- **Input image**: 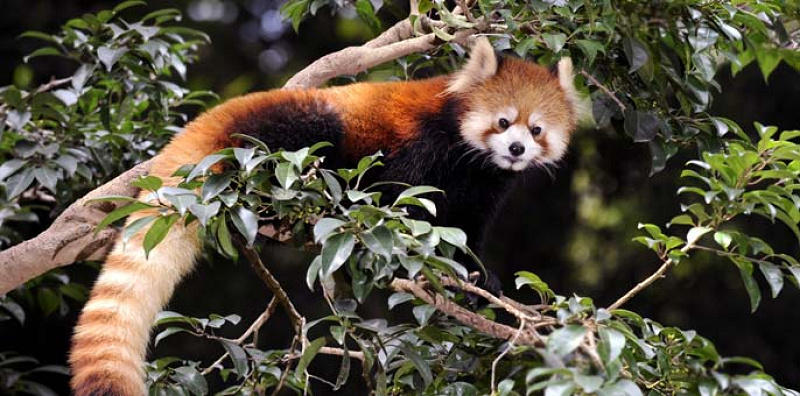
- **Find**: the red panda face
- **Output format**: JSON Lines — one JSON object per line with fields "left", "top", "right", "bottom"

{"left": 447, "top": 37, "right": 578, "bottom": 172}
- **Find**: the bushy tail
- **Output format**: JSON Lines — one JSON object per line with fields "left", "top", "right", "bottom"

{"left": 67, "top": 90, "right": 269, "bottom": 395}
{"left": 69, "top": 217, "right": 200, "bottom": 395}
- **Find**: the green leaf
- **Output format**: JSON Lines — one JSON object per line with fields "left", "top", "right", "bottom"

{"left": 597, "top": 379, "right": 643, "bottom": 396}
{"left": 547, "top": 325, "right": 587, "bottom": 356}
{"left": 97, "top": 46, "right": 128, "bottom": 71}
{"left": 143, "top": 214, "right": 180, "bottom": 258}
{"left": 306, "top": 256, "right": 322, "bottom": 290}
{"left": 758, "top": 262, "right": 784, "bottom": 298}
{"left": 0, "top": 159, "right": 25, "bottom": 181}
{"left": 18, "top": 31, "right": 60, "bottom": 44}
{"left": 171, "top": 366, "right": 208, "bottom": 396}
{"left": 714, "top": 231, "right": 732, "bottom": 249}
{"left": 34, "top": 167, "right": 59, "bottom": 193}
{"left": 187, "top": 155, "right": 228, "bottom": 181}
{"left": 412, "top": 304, "right": 435, "bottom": 326}
{"left": 295, "top": 337, "right": 326, "bottom": 381}
{"left": 575, "top": 40, "right": 604, "bottom": 65}
{"left": 622, "top": 37, "right": 648, "bottom": 73}
{"left": 275, "top": 162, "right": 298, "bottom": 189}
{"left": 542, "top": 33, "right": 567, "bottom": 52}
{"left": 220, "top": 339, "right": 250, "bottom": 377}
{"left": 36, "top": 288, "right": 60, "bottom": 316}
{"left": 154, "top": 327, "right": 189, "bottom": 346}
{"left": 545, "top": 382, "right": 575, "bottom": 396}
{"left": 398, "top": 343, "right": 433, "bottom": 385}
{"left": 123, "top": 215, "right": 156, "bottom": 243}
{"left": 687, "top": 226, "right": 712, "bottom": 245}
{"left": 23, "top": 47, "right": 62, "bottom": 62}
{"left": 361, "top": 226, "right": 393, "bottom": 261}
{"left": 6, "top": 110, "right": 31, "bottom": 132}
{"left": 623, "top": 110, "right": 659, "bottom": 142}
{"left": 217, "top": 217, "right": 238, "bottom": 258}
{"left": 188, "top": 202, "right": 221, "bottom": 227}
{"left": 314, "top": 218, "right": 346, "bottom": 243}
{"left": 320, "top": 232, "right": 356, "bottom": 277}
{"left": 574, "top": 375, "right": 604, "bottom": 393}
{"left": 202, "top": 173, "right": 232, "bottom": 201}
{"left": 132, "top": 175, "right": 163, "bottom": 191}
{"left": 96, "top": 202, "right": 155, "bottom": 232}
{"left": 598, "top": 327, "right": 625, "bottom": 364}
{"left": 387, "top": 292, "right": 414, "bottom": 309}
{"left": 230, "top": 206, "right": 259, "bottom": 247}
{"left": 113, "top": 0, "right": 146, "bottom": 13}
{"left": 755, "top": 48, "right": 781, "bottom": 81}
{"left": 355, "top": 0, "right": 382, "bottom": 34}
{"left": 733, "top": 258, "right": 761, "bottom": 312}
{"left": 436, "top": 227, "right": 467, "bottom": 250}
{"left": 394, "top": 186, "right": 443, "bottom": 203}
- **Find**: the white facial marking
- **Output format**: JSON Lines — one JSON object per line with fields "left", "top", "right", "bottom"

{"left": 460, "top": 107, "right": 569, "bottom": 171}
{"left": 498, "top": 106, "right": 518, "bottom": 124}
{"left": 544, "top": 128, "right": 568, "bottom": 162}
{"left": 485, "top": 124, "right": 541, "bottom": 171}
{"left": 460, "top": 111, "right": 492, "bottom": 149}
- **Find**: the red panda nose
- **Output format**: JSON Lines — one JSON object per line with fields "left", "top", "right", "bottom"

{"left": 509, "top": 142, "right": 525, "bottom": 157}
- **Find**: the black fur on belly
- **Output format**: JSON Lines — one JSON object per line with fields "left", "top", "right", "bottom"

{"left": 374, "top": 97, "right": 516, "bottom": 254}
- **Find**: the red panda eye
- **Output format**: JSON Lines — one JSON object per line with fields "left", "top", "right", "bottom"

{"left": 498, "top": 118, "right": 510, "bottom": 129}
{"left": 531, "top": 126, "right": 542, "bottom": 136}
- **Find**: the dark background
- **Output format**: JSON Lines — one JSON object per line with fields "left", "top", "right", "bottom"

{"left": 1, "top": 0, "right": 799, "bottom": 394}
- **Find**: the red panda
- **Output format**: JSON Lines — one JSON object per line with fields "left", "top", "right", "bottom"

{"left": 68, "top": 37, "right": 578, "bottom": 395}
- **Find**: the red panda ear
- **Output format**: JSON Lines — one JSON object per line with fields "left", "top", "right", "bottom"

{"left": 556, "top": 57, "right": 579, "bottom": 115}
{"left": 446, "top": 36, "right": 498, "bottom": 94}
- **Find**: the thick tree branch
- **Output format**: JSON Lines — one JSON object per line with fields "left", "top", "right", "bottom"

{"left": 284, "top": 23, "right": 475, "bottom": 89}
{"left": 389, "top": 278, "right": 543, "bottom": 346}
{"left": 0, "top": 159, "right": 152, "bottom": 295}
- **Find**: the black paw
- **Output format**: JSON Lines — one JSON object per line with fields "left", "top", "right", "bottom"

{"left": 480, "top": 270, "right": 503, "bottom": 297}
{"left": 464, "top": 270, "right": 503, "bottom": 307}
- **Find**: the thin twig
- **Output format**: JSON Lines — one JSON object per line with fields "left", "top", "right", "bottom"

{"left": 607, "top": 240, "right": 697, "bottom": 310}
{"left": 491, "top": 319, "right": 525, "bottom": 394}
{"left": 233, "top": 236, "right": 304, "bottom": 331}
{"left": 271, "top": 335, "right": 300, "bottom": 396}
{"left": 201, "top": 297, "right": 279, "bottom": 375}
{"left": 580, "top": 70, "right": 627, "bottom": 112}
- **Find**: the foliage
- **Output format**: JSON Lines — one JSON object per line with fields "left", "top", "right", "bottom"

{"left": 0, "top": 4, "right": 213, "bottom": 393}
{"left": 0, "top": 351, "right": 70, "bottom": 396}
{"left": 111, "top": 126, "right": 800, "bottom": 395}
{"left": 0, "top": 1, "right": 214, "bottom": 248}
{"left": 637, "top": 123, "right": 800, "bottom": 312}
{"left": 1, "top": 0, "right": 800, "bottom": 395}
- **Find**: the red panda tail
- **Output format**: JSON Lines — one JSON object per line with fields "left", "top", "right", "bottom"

{"left": 69, "top": 212, "right": 201, "bottom": 396}
{"left": 68, "top": 110, "right": 232, "bottom": 395}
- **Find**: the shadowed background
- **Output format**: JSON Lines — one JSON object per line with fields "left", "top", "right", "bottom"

{"left": 1, "top": 0, "right": 799, "bottom": 394}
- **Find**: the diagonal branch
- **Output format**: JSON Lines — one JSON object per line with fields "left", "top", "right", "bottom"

{"left": 0, "top": 159, "right": 152, "bottom": 295}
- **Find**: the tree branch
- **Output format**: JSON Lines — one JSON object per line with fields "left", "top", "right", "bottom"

{"left": 606, "top": 240, "right": 696, "bottom": 310}
{"left": 389, "top": 278, "right": 543, "bottom": 346}
{"left": 234, "top": 237, "right": 303, "bottom": 331}
{"left": 0, "top": 159, "right": 152, "bottom": 295}
{"left": 283, "top": 20, "right": 475, "bottom": 89}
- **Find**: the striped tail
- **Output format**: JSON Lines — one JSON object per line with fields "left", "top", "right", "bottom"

{"left": 69, "top": 213, "right": 201, "bottom": 395}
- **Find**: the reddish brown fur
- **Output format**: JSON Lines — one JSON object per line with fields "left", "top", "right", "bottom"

{"left": 470, "top": 57, "right": 575, "bottom": 147}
